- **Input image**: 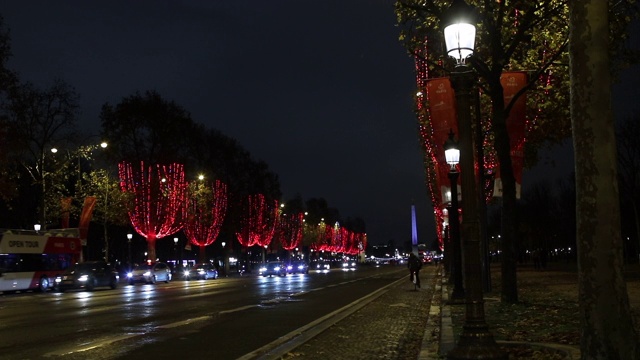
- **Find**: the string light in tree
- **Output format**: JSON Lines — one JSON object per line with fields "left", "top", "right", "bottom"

{"left": 278, "top": 212, "right": 304, "bottom": 251}
{"left": 235, "top": 193, "right": 279, "bottom": 248}
{"left": 184, "top": 179, "right": 228, "bottom": 264}
{"left": 118, "top": 161, "right": 187, "bottom": 262}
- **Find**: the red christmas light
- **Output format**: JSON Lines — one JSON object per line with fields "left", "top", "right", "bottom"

{"left": 235, "top": 193, "right": 279, "bottom": 248}
{"left": 119, "top": 161, "right": 187, "bottom": 262}
{"left": 184, "top": 180, "right": 228, "bottom": 263}
{"left": 277, "top": 212, "right": 304, "bottom": 251}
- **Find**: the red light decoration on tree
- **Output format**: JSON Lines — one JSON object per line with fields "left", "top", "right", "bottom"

{"left": 184, "top": 180, "right": 228, "bottom": 264}
{"left": 278, "top": 212, "right": 304, "bottom": 251}
{"left": 119, "top": 161, "right": 187, "bottom": 262}
{"left": 235, "top": 193, "right": 279, "bottom": 248}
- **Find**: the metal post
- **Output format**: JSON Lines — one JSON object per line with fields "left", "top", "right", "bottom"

{"left": 447, "top": 66, "right": 505, "bottom": 360}
{"left": 448, "top": 169, "right": 465, "bottom": 301}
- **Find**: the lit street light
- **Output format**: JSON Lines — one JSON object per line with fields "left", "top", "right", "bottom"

{"left": 444, "top": 130, "right": 465, "bottom": 301}
{"left": 127, "top": 233, "right": 133, "bottom": 271}
{"left": 174, "top": 237, "right": 179, "bottom": 266}
{"left": 441, "top": 0, "right": 505, "bottom": 359}
{"left": 221, "top": 241, "right": 228, "bottom": 276}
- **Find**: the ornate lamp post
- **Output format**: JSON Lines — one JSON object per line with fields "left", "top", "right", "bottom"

{"left": 444, "top": 130, "right": 465, "bottom": 301}
{"left": 442, "top": 1, "right": 505, "bottom": 359}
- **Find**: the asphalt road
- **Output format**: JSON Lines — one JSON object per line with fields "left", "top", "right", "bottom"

{"left": 0, "top": 265, "right": 407, "bottom": 360}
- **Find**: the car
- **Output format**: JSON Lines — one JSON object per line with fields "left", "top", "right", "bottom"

{"left": 127, "top": 262, "right": 172, "bottom": 285}
{"left": 183, "top": 263, "right": 219, "bottom": 280}
{"left": 54, "top": 261, "right": 119, "bottom": 292}
{"left": 313, "top": 261, "right": 331, "bottom": 271}
{"left": 341, "top": 260, "right": 357, "bottom": 270}
{"left": 258, "top": 262, "right": 287, "bottom": 277}
{"left": 287, "top": 260, "right": 309, "bottom": 274}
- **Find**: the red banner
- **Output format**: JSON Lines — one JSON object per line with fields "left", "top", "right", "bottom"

{"left": 78, "top": 196, "right": 97, "bottom": 240}
{"left": 426, "top": 77, "right": 459, "bottom": 204}
{"left": 494, "top": 71, "right": 527, "bottom": 199}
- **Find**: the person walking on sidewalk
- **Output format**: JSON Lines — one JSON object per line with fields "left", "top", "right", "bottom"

{"left": 408, "top": 253, "right": 422, "bottom": 289}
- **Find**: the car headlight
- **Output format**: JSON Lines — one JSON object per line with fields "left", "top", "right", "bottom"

{"left": 298, "top": 265, "right": 304, "bottom": 270}
{"left": 287, "top": 265, "right": 293, "bottom": 270}
{"left": 198, "top": 270, "right": 205, "bottom": 275}
{"left": 78, "top": 275, "right": 89, "bottom": 282}
{"left": 351, "top": 262, "right": 356, "bottom": 267}
{"left": 342, "top": 263, "right": 348, "bottom": 267}
{"left": 143, "top": 271, "right": 151, "bottom": 276}
{"left": 54, "top": 277, "right": 62, "bottom": 283}
{"left": 274, "top": 266, "right": 280, "bottom": 271}
{"left": 183, "top": 270, "right": 190, "bottom": 276}
{"left": 127, "top": 272, "right": 133, "bottom": 278}
{"left": 259, "top": 267, "right": 267, "bottom": 272}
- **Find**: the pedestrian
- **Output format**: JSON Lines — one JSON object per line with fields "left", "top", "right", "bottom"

{"left": 408, "top": 253, "right": 422, "bottom": 289}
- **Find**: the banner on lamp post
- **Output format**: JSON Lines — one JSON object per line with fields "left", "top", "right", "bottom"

{"left": 425, "top": 77, "right": 459, "bottom": 205}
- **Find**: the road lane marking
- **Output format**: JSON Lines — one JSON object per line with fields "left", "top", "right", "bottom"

{"left": 157, "top": 315, "right": 212, "bottom": 329}
{"left": 219, "top": 304, "right": 257, "bottom": 314}
{"left": 43, "top": 334, "right": 140, "bottom": 357}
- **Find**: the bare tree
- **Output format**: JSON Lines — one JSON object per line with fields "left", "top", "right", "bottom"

{"left": 4, "top": 79, "right": 79, "bottom": 227}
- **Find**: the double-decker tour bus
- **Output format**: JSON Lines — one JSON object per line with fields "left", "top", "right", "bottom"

{"left": 0, "top": 228, "right": 81, "bottom": 293}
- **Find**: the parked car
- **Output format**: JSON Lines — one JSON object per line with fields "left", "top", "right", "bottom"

{"left": 288, "top": 260, "right": 309, "bottom": 274}
{"left": 258, "top": 262, "right": 287, "bottom": 277}
{"left": 183, "top": 263, "right": 219, "bottom": 280}
{"left": 54, "top": 261, "right": 119, "bottom": 292}
{"left": 127, "top": 262, "right": 172, "bottom": 285}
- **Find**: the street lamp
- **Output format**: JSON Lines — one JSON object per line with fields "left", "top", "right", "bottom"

{"left": 127, "top": 233, "right": 133, "bottom": 271}
{"left": 173, "top": 237, "right": 179, "bottom": 265}
{"left": 444, "top": 130, "right": 465, "bottom": 301}
{"left": 221, "top": 241, "right": 228, "bottom": 276}
{"left": 442, "top": 1, "right": 505, "bottom": 359}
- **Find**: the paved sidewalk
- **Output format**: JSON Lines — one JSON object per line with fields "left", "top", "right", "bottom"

{"left": 275, "top": 265, "right": 442, "bottom": 360}
{"left": 274, "top": 263, "right": 639, "bottom": 360}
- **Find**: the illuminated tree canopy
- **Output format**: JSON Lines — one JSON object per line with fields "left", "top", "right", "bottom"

{"left": 184, "top": 179, "right": 228, "bottom": 263}
{"left": 118, "top": 161, "right": 187, "bottom": 262}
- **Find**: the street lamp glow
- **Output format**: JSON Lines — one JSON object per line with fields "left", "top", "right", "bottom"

{"left": 198, "top": 174, "right": 204, "bottom": 180}
{"left": 442, "top": 0, "right": 477, "bottom": 65}
{"left": 34, "top": 224, "right": 41, "bottom": 232}
{"left": 127, "top": 233, "right": 133, "bottom": 240}
{"left": 174, "top": 237, "right": 178, "bottom": 245}
{"left": 50, "top": 148, "right": 58, "bottom": 154}
{"left": 444, "top": 129, "right": 460, "bottom": 169}
{"left": 100, "top": 142, "right": 108, "bottom": 149}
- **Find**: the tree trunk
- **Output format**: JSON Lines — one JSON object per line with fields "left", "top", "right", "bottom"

{"left": 569, "top": 1, "right": 639, "bottom": 359}
{"left": 491, "top": 84, "right": 519, "bottom": 304}
{"left": 199, "top": 245, "right": 206, "bottom": 264}
{"left": 146, "top": 235, "right": 157, "bottom": 262}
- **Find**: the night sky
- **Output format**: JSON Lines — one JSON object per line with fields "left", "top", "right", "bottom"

{"left": 1, "top": 2, "right": 637, "bottom": 246}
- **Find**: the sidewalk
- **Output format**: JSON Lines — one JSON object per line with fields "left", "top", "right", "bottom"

{"left": 277, "top": 265, "right": 441, "bottom": 359}
{"left": 275, "top": 262, "right": 640, "bottom": 360}
{"left": 437, "top": 263, "right": 640, "bottom": 360}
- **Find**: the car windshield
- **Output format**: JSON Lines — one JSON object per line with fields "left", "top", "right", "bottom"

{"left": 134, "top": 264, "right": 152, "bottom": 270}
